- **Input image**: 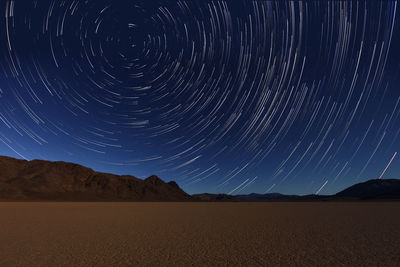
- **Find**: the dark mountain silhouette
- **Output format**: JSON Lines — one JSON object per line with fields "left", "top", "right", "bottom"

{"left": 194, "top": 180, "right": 400, "bottom": 201}
{"left": 0, "top": 155, "right": 399, "bottom": 201}
{"left": 236, "top": 193, "right": 300, "bottom": 201}
{"left": 193, "top": 193, "right": 326, "bottom": 202}
{"left": 0, "top": 156, "right": 191, "bottom": 201}
{"left": 335, "top": 179, "right": 400, "bottom": 199}
{"left": 192, "top": 193, "right": 240, "bottom": 201}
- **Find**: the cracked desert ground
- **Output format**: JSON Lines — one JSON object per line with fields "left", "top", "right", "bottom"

{"left": 0, "top": 202, "right": 399, "bottom": 266}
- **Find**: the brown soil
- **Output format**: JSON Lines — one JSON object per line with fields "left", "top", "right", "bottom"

{"left": 0, "top": 202, "right": 399, "bottom": 266}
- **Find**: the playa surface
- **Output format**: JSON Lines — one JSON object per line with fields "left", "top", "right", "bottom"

{"left": 0, "top": 202, "right": 399, "bottom": 266}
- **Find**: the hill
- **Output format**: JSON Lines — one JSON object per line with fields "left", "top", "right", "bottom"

{"left": 335, "top": 179, "right": 400, "bottom": 199}
{"left": 193, "top": 180, "right": 400, "bottom": 201}
{"left": 192, "top": 193, "right": 240, "bottom": 201}
{"left": 1, "top": 155, "right": 399, "bottom": 201}
{"left": 0, "top": 156, "right": 191, "bottom": 201}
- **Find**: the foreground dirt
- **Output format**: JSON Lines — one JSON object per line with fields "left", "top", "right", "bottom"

{"left": 0, "top": 202, "right": 399, "bottom": 267}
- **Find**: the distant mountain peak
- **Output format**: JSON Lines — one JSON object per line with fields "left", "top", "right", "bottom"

{"left": 0, "top": 156, "right": 191, "bottom": 201}
{"left": 194, "top": 178, "right": 400, "bottom": 201}
{"left": 335, "top": 179, "right": 400, "bottom": 199}
{"left": 145, "top": 175, "right": 162, "bottom": 183}
{"left": 1, "top": 155, "right": 399, "bottom": 201}
{"left": 167, "top": 181, "right": 180, "bottom": 189}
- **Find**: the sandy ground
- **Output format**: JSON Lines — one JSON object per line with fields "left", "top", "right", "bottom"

{"left": 0, "top": 202, "right": 399, "bottom": 267}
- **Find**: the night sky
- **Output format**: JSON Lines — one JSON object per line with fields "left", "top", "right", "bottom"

{"left": 1, "top": 1, "right": 399, "bottom": 195}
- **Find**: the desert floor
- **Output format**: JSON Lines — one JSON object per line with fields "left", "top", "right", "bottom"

{"left": 0, "top": 202, "right": 399, "bottom": 267}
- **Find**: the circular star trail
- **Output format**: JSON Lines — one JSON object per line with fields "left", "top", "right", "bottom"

{"left": 1, "top": 0, "right": 400, "bottom": 194}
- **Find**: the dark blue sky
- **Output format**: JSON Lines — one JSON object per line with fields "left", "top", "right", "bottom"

{"left": 0, "top": 0, "right": 399, "bottom": 195}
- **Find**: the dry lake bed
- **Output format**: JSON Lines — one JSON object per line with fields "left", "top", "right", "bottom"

{"left": 0, "top": 202, "right": 399, "bottom": 266}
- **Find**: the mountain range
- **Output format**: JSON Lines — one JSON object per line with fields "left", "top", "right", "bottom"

{"left": 0, "top": 156, "right": 191, "bottom": 201}
{"left": 0, "top": 156, "right": 399, "bottom": 201}
{"left": 194, "top": 179, "right": 400, "bottom": 201}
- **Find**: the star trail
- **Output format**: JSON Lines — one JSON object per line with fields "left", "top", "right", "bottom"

{"left": 0, "top": 1, "right": 399, "bottom": 195}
